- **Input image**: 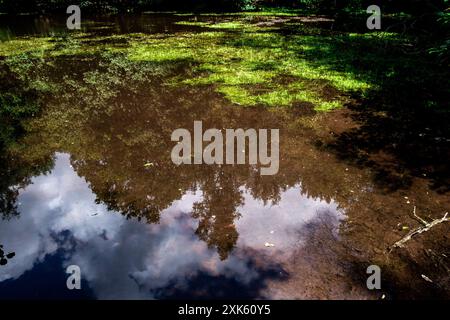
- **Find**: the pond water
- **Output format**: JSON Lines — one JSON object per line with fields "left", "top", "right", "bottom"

{"left": 0, "top": 152, "right": 345, "bottom": 299}
{"left": 0, "top": 13, "right": 448, "bottom": 299}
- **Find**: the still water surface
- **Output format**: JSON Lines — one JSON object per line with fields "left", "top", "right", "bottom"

{"left": 0, "top": 13, "right": 411, "bottom": 299}
{"left": 0, "top": 153, "right": 345, "bottom": 299}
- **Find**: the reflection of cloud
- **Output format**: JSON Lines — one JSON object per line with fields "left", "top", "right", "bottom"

{"left": 0, "top": 153, "right": 122, "bottom": 282}
{"left": 0, "top": 153, "right": 345, "bottom": 299}
{"left": 237, "top": 186, "right": 345, "bottom": 253}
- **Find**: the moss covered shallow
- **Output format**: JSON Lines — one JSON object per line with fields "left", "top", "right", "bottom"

{"left": 0, "top": 14, "right": 408, "bottom": 111}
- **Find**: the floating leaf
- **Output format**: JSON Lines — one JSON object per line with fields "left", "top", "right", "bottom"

{"left": 421, "top": 274, "right": 433, "bottom": 283}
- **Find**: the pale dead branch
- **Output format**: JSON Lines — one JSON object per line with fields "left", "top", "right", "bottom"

{"left": 390, "top": 207, "right": 449, "bottom": 251}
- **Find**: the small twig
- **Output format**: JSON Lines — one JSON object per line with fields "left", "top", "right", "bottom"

{"left": 390, "top": 210, "right": 449, "bottom": 251}
{"left": 413, "top": 206, "right": 429, "bottom": 226}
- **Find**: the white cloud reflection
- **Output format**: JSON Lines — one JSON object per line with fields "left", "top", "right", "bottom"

{"left": 0, "top": 153, "right": 345, "bottom": 299}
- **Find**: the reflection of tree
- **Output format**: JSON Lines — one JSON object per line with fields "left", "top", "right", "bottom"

{"left": 0, "top": 59, "right": 55, "bottom": 220}
{"left": 193, "top": 168, "right": 243, "bottom": 260}
{"left": 0, "top": 154, "right": 54, "bottom": 220}
{"left": 6, "top": 51, "right": 362, "bottom": 260}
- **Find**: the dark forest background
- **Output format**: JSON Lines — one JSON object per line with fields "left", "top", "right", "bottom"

{"left": 0, "top": 1, "right": 447, "bottom": 14}
{"left": 1, "top": 1, "right": 448, "bottom": 54}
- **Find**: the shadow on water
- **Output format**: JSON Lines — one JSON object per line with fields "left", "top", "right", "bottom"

{"left": 300, "top": 33, "right": 450, "bottom": 193}
{"left": 329, "top": 89, "right": 449, "bottom": 193}
{"left": 291, "top": 29, "right": 449, "bottom": 193}
{"left": 217, "top": 22, "right": 450, "bottom": 193}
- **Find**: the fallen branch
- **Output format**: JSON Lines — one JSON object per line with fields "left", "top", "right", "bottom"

{"left": 390, "top": 207, "right": 449, "bottom": 250}
{"left": 412, "top": 206, "right": 428, "bottom": 226}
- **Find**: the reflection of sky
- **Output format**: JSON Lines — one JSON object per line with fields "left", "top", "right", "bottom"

{"left": 0, "top": 153, "right": 345, "bottom": 299}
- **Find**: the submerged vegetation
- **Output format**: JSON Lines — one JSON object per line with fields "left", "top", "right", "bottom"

{"left": 1, "top": 0, "right": 448, "bottom": 115}
{"left": 0, "top": 15, "right": 437, "bottom": 112}
{"left": 1, "top": 21, "right": 366, "bottom": 110}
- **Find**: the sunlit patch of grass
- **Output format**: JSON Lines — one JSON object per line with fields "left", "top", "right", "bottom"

{"left": 1, "top": 14, "right": 405, "bottom": 112}
{"left": 187, "top": 71, "right": 272, "bottom": 85}
{"left": 173, "top": 8, "right": 305, "bottom": 17}
{"left": 0, "top": 37, "right": 55, "bottom": 56}
{"left": 217, "top": 85, "right": 344, "bottom": 110}
{"left": 175, "top": 21, "right": 211, "bottom": 27}
{"left": 175, "top": 20, "right": 260, "bottom": 31}
{"left": 129, "top": 43, "right": 194, "bottom": 62}
{"left": 217, "top": 86, "right": 256, "bottom": 105}
{"left": 124, "top": 28, "right": 374, "bottom": 110}
{"left": 175, "top": 20, "right": 246, "bottom": 28}
{"left": 207, "top": 21, "right": 249, "bottom": 29}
